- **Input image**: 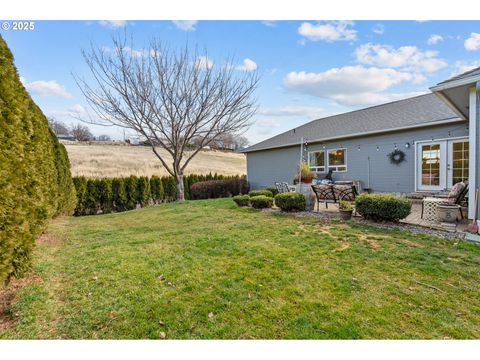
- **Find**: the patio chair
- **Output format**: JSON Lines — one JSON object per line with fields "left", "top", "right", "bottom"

{"left": 421, "top": 180, "right": 469, "bottom": 220}
{"left": 311, "top": 184, "right": 336, "bottom": 209}
{"left": 275, "top": 182, "right": 296, "bottom": 194}
{"left": 333, "top": 184, "right": 359, "bottom": 202}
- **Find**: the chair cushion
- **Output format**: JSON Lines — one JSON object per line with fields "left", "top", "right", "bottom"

{"left": 447, "top": 182, "right": 466, "bottom": 203}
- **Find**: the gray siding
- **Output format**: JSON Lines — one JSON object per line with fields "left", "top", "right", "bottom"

{"left": 247, "top": 123, "right": 468, "bottom": 192}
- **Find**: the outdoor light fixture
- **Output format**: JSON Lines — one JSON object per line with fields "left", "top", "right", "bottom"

{"left": 376, "top": 146, "right": 379, "bottom": 151}
{"left": 405, "top": 142, "right": 411, "bottom": 149}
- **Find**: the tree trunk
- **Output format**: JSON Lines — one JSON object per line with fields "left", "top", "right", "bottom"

{"left": 175, "top": 173, "right": 185, "bottom": 202}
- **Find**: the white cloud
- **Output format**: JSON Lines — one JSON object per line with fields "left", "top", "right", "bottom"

{"left": 372, "top": 24, "right": 385, "bottom": 35}
{"left": 298, "top": 21, "right": 357, "bottom": 42}
{"left": 451, "top": 60, "right": 480, "bottom": 76}
{"left": 283, "top": 65, "right": 422, "bottom": 106}
{"left": 355, "top": 43, "right": 447, "bottom": 73}
{"left": 172, "top": 20, "right": 198, "bottom": 31}
{"left": 236, "top": 58, "right": 257, "bottom": 72}
{"left": 69, "top": 104, "right": 87, "bottom": 115}
{"left": 427, "top": 34, "right": 443, "bottom": 45}
{"left": 255, "top": 118, "right": 281, "bottom": 135}
{"left": 194, "top": 56, "right": 213, "bottom": 70}
{"left": 465, "top": 32, "right": 480, "bottom": 51}
{"left": 98, "top": 20, "right": 127, "bottom": 28}
{"left": 258, "top": 106, "right": 328, "bottom": 119}
{"left": 25, "top": 80, "right": 72, "bottom": 99}
{"left": 261, "top": 21, "right": 276, "bottom": 27}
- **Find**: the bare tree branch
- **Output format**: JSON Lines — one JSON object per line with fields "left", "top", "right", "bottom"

{"left": 74, "top": 34, "right": 258, "bottom": 200}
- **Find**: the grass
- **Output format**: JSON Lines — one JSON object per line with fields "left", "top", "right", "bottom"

{"left": 65, "top": 143, "right": 245, "bottom": 178}
{"left": 2, "top": 198, "right": 480, "bottom": 339}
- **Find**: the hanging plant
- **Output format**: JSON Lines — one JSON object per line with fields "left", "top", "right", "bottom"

{"left": 387, "top": 149, "right": 406, "bottom": 165}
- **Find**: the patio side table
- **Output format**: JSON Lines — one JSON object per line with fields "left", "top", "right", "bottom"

{"left": 422, "top": 197, "right": 446, "bottom": 222}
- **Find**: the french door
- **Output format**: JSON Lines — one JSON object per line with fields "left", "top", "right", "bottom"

{"left": 416, "top": 138, "right": 469, "bottom": 191}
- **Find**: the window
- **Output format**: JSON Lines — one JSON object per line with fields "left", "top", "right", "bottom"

{"left": 328, "top": 148, "right": 347, "bottom": 172}
{"left": 452, "top": 141, "right": 469, "bottom": 185}
{"left": 308, "top": 151, "right": 325, "bottom": 172}
{"left": 421, "top": 144, "right": 441, "bottom": 186}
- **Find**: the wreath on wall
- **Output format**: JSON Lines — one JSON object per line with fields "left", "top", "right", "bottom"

{"left": 387, "top": 149, "right": 406, "bottom": 165}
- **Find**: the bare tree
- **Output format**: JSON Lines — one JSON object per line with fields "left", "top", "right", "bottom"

{"left": 48, "top": 117, "right": 70, "bottom": 136}
{"left": 71, "top": 123, "right": 94, "bottom": 141}
{"left": 235, "top": 135, "right": 249, "bottom": 150}
{"left": 74, "top": 36, "right": 259, "bottom": 201}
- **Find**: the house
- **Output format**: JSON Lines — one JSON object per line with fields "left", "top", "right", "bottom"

{"left": 243, "top": 67, "right": 480, "bottom": 220}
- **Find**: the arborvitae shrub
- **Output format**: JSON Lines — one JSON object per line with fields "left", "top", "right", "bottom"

{"left": 136, "top": 176, "right": 151, "bottom": 207}
{"left": 150, "top": 176, "right": 164, "bottom": 204}
{"left": 73, "top": 176, "right": 87, "bottom": 216}
{"left": 84, "top": 179, "right": 100, "bottom": 215}
{"left": 112, "top": 178, "right": 127, "bottom": 212}
{"left": 0, "top": 36, "right": 75, "bottom": 283}
{"left": 98, "top": 178, "right": 113, "bottom": 214}
{"left": 125, "top": 176, "right": 138, "bottom": 210}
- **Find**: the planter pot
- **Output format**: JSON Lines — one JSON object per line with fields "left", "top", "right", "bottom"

{"left": 436, "top": 204, "right": 460, "bottom": 223}
{"left": 296, "top": 182, "right": 315, "bottom": 211}
{"left": 339, "top": 209, "right": 353, "bottom": 220}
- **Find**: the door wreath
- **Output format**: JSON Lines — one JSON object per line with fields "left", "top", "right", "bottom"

{"left": 387, "top": 149, "right": 406, "bottom": 165}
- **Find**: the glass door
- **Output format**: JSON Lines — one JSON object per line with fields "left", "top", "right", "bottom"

{"left": 416, "top": 141, "right": 447, "bottom": 191}
{"left": 447, "top": 139, "right": 469, "bottom": 188}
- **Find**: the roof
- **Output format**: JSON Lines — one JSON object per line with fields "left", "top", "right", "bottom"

{"left": 244, "top": 93, "right": 462, "bottom": 153}
{"left": 435, "top": 66, "right": 480, "bottom": 87}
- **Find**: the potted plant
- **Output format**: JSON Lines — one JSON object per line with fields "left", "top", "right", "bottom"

{"left": 436, "top": 202, "right": 460, "bottom": 223}
{"left": 294, "top": 161, "right": 315, "bottom": 184}
{"left": 339, "top": 200, "right": 354, "bottom": 220}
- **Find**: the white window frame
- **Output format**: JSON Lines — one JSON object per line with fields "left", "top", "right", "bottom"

{"left": 308, "top": 150, "right": 326, "bottom": 172}
{"left": 327, "top": 148, "right": 347, "bottom": 172}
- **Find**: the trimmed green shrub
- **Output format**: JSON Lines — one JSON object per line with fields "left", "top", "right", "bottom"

{"left": 265, "top": 186, "right": 279, "bottom": 197}
{"left": 150, "top": 175, "right": 164, "bottom": 204}
{"left": 73, "top": 176, "right": 87, "bottom": 216}
{"left": 233, "top": 195, "right": 250, "bottom": 207}
{"left": 84, "top": 179, "right": 100, "bottom": 215}
{"left": 355, "top": 193, "right": 412, "bottom": 222}
{"left": 98, "top": 178, "right": 113, "bottom": 214}
{"left": 112, "top": 178, "right": 127, "bottom": 212}
{"left": 249, "top": 189, "right": 273, "bottom": 198}
{"left": 0, "top": 36, "right": 76, "bottom": 282}
{"left": 250, "top": 195, "right": 273, "bottom": 209}
{"left": 190, "top": 178, "right": 249, "bottom": 200}
{"left": 162, "top": 176, "right": 176, "bottom": 202}
{"left": 136, "top": 176, "right": 151, "bottom": 207}
{"left": 274, "top": 192, "right": 306, "bottom": 212}
{"left": 125, "top": 176, "right": 138, "bottom": 210}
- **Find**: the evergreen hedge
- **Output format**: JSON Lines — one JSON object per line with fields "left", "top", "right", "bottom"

{"left": 355, "top": 193, "right": 412, "bottom": 222}
{"left": 72, "top": 173, "right": 245, "bottom": 216}
{"left": 0, "top": 35, "right": 76, "bottom": 284}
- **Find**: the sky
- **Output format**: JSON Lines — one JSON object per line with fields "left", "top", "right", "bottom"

{"left": 2, "top": 20, "right": 480, "bottom": 145}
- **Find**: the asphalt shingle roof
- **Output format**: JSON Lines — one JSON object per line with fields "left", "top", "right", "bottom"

{"left": 244, "top": 93, "right": 461, "bottom": 153}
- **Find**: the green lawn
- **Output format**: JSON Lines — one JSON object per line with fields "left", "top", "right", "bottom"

{"left": 2, "top": 198, "right": 480, "bottom": 339}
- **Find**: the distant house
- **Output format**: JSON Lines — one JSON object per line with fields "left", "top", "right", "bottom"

{"left": 243, "top": 67, "right": 480, "bottom": 220}
{"left": 57, "top": 134, "right": 75, "bottom": 141}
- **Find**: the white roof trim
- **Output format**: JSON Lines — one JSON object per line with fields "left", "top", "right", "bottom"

{"left": 430, "top": 74, "right": 480, "bottom": 92}
{"left": 243, "top": 117, "right": 465, "bottom": 153}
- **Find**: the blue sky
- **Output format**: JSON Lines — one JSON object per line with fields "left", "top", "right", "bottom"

{"left": 2, "top": 20, "right": 480, "bottom": 145}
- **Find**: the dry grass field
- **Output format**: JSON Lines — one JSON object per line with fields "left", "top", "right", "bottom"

{"left": 65, "top": 143, "right": 246, "bottom": 178}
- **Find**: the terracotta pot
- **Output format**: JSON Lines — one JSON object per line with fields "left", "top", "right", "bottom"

{"left": 339, "top": 209, "right": 353, "bottom": 220}
{"left": 436, "top": 204, "right": 459, "bottom": 223}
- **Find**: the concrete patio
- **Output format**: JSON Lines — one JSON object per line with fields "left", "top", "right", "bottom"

{"left": 311, "top": 200, "right": 469, "bottom": 233}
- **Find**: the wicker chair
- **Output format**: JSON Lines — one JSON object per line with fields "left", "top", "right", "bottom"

{"left": 275, "top": 182, "right": 296, "bottom": 194}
